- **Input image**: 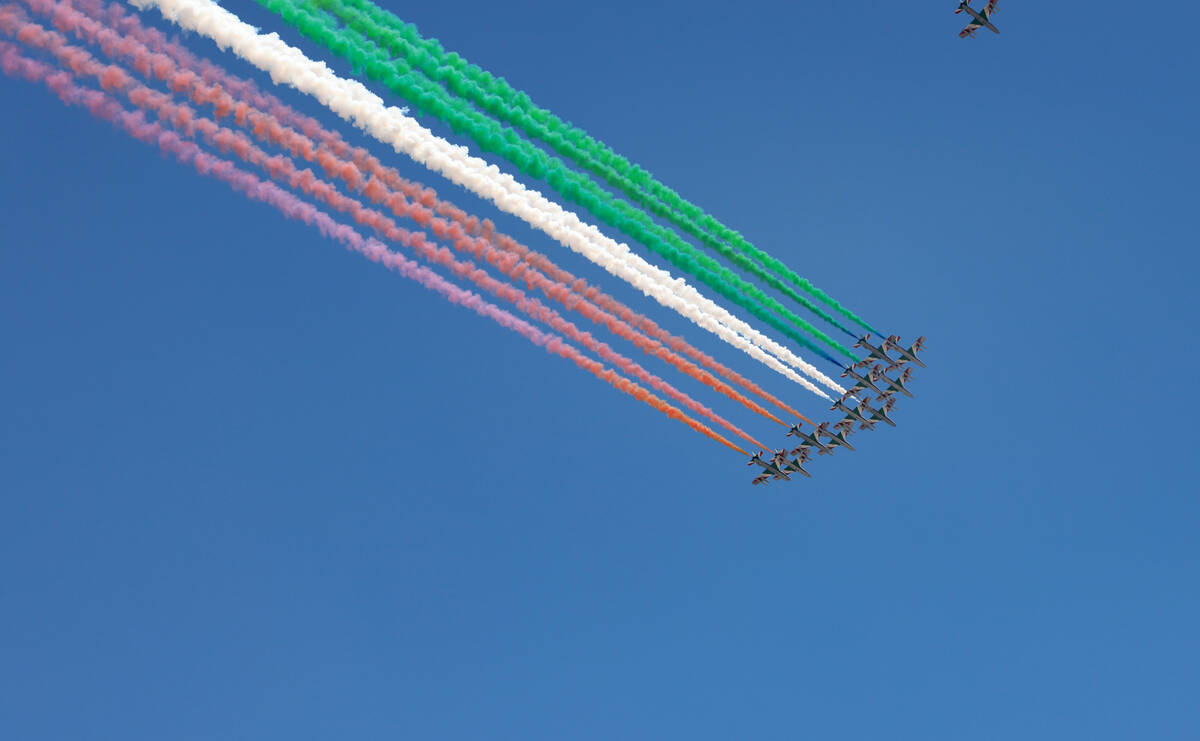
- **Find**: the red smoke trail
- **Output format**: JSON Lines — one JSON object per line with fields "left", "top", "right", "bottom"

{"left": 40, "top": 0, "right": 808, "bottom": 426}
{"left": 0, "top": 39, "right": 751, "bottom": 457}
{"left": 15, "top": 1, "right": 791, "bottom": 435}
{"left": 0, "top": 8, "right": 768, "bottom": 451}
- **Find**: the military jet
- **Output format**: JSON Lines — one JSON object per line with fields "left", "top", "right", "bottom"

{"left": 873, "top": 364, "right": 914, "bottom": 399}
{"left": 866, "top": 397, "right": 898, "bottom": 427}
{"left": 749, "top": 450, "right": 792, "bottom": 485}
{"left": 776, "top": 455, "right": 812, "bottom": 479}
{"left": 842, "top": 365, "right": 888, "bottom": 397}
{"left": 819, "top": 422, "right": 856, "bottom": 451}
{"left": 854, "top": 334, "right": 894, "bottom": 366}
{"left": 787, "top": 423, "right": 837, "bottom": 456}
{"left": 956, "top": 0, "right": 999, "bottom": 38}
{"left": 831, "top": 398, "right": 879, "bottom": 431}
{"left": 884, "top": 335, "right": 927, "bottom": 368}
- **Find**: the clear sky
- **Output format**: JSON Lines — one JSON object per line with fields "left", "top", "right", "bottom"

{"left": 2, "top": 1, "right": 1198, "bottom": 738}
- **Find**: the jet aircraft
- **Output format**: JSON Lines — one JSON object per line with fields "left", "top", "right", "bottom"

{"left": 831, "top": 398, "right": 879, "bottom": 431}
{"left": 866, "top": 397, "right": 898, "bottom": 427}
{"left": 956, "top": 0, "right": 999, "bottom": 38}
{"left": 885, "top": 335, "right": 927, "bottom": 368}
{"left": 854, "top": 334, "right": 894, "bottom": 366}
{"left": 776, "top": 455, "right": 812, "bottom": 479}
{"left": 749, "top": 450, "right": 792, "bottom": 485}
{"left": 787, "top": 423, "right": 837, "bottom": 456}
{"left": 819, "top": 423, "right": 856, "bottom": 451}
{"left": 873, "top": 364, "right": 914, "bottom": 398}
{"left": 842, "top": 365, "right": 888, "bottom": 397}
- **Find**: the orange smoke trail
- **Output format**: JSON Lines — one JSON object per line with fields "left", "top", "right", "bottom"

{"left": 0, "top": 38, "right": 750, "bottom": 458}
{"left": 1, "top": 8, "right": 768, "bottom": 451}
{"left": 28, "top": 0, "right": 805, "bottom": 424}
{"left": 9, "top": 2, "right": 777, "bottom": 446}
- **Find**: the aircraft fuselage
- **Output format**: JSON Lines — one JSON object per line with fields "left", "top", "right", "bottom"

{"left": 844, "top": 368, "right": 887, "bottom": 396}
{"left": 960, "top": 4, "right": 1000, "bottom": 33}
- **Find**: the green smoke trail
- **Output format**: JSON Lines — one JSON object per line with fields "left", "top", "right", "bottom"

{"left": 324, "top": 0, "right": 879, "bottom": 337}
{"left": 260, "top": 0, "right": 858, "bottom": 361}
{"left": 318, "top": 0, "right": 852, "bottom": 338}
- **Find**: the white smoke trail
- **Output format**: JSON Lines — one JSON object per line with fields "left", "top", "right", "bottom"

{"left": 128, "top": 0, "right": 843, "bottom": 397}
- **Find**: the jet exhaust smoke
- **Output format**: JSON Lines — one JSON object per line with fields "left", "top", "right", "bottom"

{"left": 126, "top": 0, "right": 844, "bottom": 398}
{"left": 0, "top": 38, "right": 751, "bottom": 456}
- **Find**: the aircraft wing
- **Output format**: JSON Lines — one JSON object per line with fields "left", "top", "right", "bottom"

{"left": 959, "top": 23, "right": 981, "bottom": 38}
{"left": 983, "top": 0, "right": 998, "bottom": 16}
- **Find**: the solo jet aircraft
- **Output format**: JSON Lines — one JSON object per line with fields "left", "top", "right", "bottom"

{"left": 885, "top": 335, "right": 927, "bottom": 368}
{"left": 956, "top": 0, "right": 999, "bottom": 38}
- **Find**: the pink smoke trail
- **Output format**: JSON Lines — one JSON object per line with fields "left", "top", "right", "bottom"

{"left": 0, "top": 38, "right": 752, "bottom": 456}
{"left": 0, "top": 9, "right": 768, "bottom": 451}
{"left": 38, "top": 0, "right": 805, "bottom": 424}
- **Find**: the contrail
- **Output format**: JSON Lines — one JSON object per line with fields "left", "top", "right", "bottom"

{"left": 0, "top": 40, "right": 751, "bottom": 456}
{"left": 314, "top": 0, "right": 880, "bottom": 337}
{"left": 1, "top": 12, "right": 771, "bottom": 452}
{"left": 20, "top": 0, "right": 803, "bottom": 428}
{"left": 127, "top": 0, "right": 846, "bottom": 398}
{"left": 251, "top": 0, "right": 858, "bottom": 363}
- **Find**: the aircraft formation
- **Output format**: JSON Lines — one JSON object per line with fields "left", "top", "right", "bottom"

{"left": 748, "top": 335, "right": 925, "bottom": 486}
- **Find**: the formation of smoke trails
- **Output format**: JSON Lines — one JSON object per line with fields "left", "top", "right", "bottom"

{"left": 322, "top": 0, "right": 880, "bottom": 337}
{"left": 0, "top": 40, "right": 752, "bottom": 457}
{"left": 316, "top": 0, "right": 859, "bottom": 343}
{"left": 1, "top": 12, "right": 771, "bottom": 452}
{"left": 73, "top": 0, "right": 809, "bottom": 427}
{"left": 67, "top": 2, "right": 811, "bottom": 428}
{"left": 20, "top": 0, "right": 795, "bottom": 430}
{"left": 307, "top": 0, "right": 856, "bottom": 346}
{"left": 253, "top": 0, "right": 857, "bottom": 364}
{"left": 127, "top": 0, "right": 846, "bottom": 399}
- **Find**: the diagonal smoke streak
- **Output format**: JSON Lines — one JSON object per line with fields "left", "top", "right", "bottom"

{"left": 126, "top": 0, "right": 845, "bottom": 399}
{"left": 69, "top": 0, "right": 809, "bottom": 422}
{"left": 0, "top": 38, "right": 752, "bottom": 456}
{"left": 324, "top": 0, "right": 880, "bottom": 336}
{"left": 19, "top": 0, "right": 802, "bottom": 428}
{"left": 258, "top": 0, "right": 857, "bottom": 361}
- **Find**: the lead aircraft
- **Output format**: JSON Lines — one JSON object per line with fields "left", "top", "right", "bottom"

{"left": 956, "top": 0, "right": 999, "bottom": 38}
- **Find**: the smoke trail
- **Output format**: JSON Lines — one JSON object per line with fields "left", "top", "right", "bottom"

{"left": 126, "top": 0, "right": 846, "bottom": 398}
{"left": 252, "top": 0, "right": 857, "bottom": 363}
{"left": 1, "top": 12, "right": 770, "bottom": 452}
{"left": 69, "top": 0, "right": 807, "bottom": 423}
{"left": 0, "top": 39, "right": 751, "bottom": 456}
{"left": 321, "top": 0, "right": 880, "bottom": 336}
{"left": 316, "top": 0, "right": 860, "bottom": 341}
{"left": 19, "top": 0, "right": 795, "bottom": 429}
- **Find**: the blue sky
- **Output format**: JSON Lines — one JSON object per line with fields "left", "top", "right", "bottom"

{"left": 2, "top": 0, "right": 1198, "bottom": 738}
